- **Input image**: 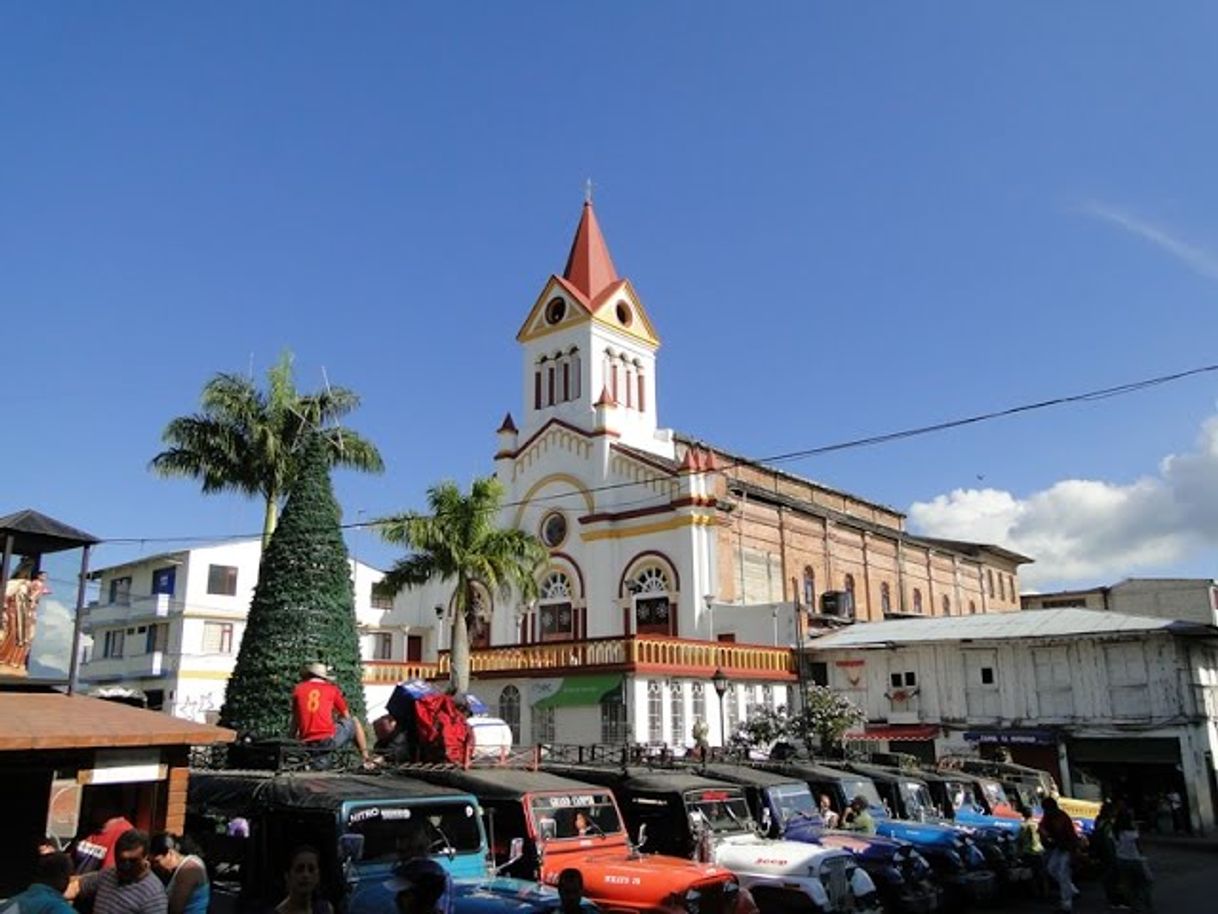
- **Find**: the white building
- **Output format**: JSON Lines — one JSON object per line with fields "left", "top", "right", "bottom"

{"left": 1023, "top": 578, "right": 1218, "bottom": 628}
{"left": 804, "top": 608, "right": 1218, "bottom": 832}
{"left": 80, "top": 538, "right": 430, "bottom": 722}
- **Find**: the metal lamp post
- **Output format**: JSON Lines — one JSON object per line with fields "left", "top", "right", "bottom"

{"left": 712, "top": 667, "right": 728, "bottom": 748}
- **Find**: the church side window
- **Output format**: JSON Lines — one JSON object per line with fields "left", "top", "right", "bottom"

{"left": 670, "top": 682, "right": 686, "bottom": 747}
{"left": 942, "top": 595, "right": 951, "bottom": 616}
{"left": 499, "top": 685, "right": 521, "bottom": 744}
{"left": 538, "top": 571, "right": 575, "bottom": 642}
{"left": 647, "top": 680, "right": 663, "bottom": 745}
{"left": 802, "top": 566, "right": 816, "bottom": 608}
{"left": 881, "top": 582, "right": 891, "bottom": 614}
{"left": 723, "top": 684, "right": 738, "bottom": 740}
{"left": 631, "top": 565, "right": 675, "bottom": 636}
{"left": 547, "top": 364, "right": 556, "bottom": 406}
{"left": 913, "top": 588, "right": 923, "bottom": 614}
{"left": 625, "top": 364, "right": 634, "bottom": 408}
{"left": 534, "top": 369, "right": 542, "bottom": 409}
{"left": 637, "top": 371, "right": 646, "bottom": 412}
{"left": 600, "top": 689, "right": 627, "bottom": 743}
{"left": 570, "top": 349, "right": 581, "bottom": 399}
{"left": 562, "top": 361, "right": 570, "bottom": 401}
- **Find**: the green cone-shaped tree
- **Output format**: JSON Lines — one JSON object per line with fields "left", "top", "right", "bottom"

{"left": 219, "top": 433, "right": 366, "bottom": 737}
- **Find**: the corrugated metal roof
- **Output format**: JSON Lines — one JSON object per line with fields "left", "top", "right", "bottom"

{"left": 806, "top": 608, "right": 1214, "bottom": 649}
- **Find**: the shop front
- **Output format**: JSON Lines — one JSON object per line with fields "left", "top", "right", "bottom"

{"left": 0, "top": 682, "right": 233, "bottom": 895}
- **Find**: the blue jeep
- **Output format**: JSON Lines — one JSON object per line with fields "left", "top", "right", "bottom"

{"left": 777, "top": 762, "right": 995, "bottom": 909}
{"left": 186, "top": 771, "right": 592, "bottom": 914}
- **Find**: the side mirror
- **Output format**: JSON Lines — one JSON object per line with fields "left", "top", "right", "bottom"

{"left": 759, "top": 807, "right": 773, "bottom": 836}
{"left": 495, "top": 837, "right": 526, "bottom": 874}
{"left": 338, "top": 833, "right": 365, "bottom": 864}
{"left": 636, "top": 823, "right": 648, "bottom": 849}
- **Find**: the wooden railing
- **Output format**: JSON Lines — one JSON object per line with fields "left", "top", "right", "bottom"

{"left": 363, "top": 636, "right": 796, "bottom": 682}
{"left": 363, "top": 660, "right": 441, "bottom": 684}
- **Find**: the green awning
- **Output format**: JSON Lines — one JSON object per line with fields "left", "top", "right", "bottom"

{"left": 533, "top": 674, "right": 623, "bottom": 709}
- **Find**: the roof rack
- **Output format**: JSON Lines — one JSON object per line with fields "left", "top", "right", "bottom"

{"left": 383, "top": 744, "right": 541, "bottom": 773}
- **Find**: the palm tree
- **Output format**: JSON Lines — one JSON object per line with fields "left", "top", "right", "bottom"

{"left": 150, "top": 350, "right": 384, "bottom": 546}
{"left": 376, "top": 477, "right": 547, "bottom": 693}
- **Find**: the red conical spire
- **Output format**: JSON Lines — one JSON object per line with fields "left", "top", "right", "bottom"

{"left": 562, "top": 200, "right": 619, "bottom": 300}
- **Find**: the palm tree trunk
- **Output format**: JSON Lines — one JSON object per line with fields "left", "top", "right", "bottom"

{"left": 261, "top": 497, "right": 278, "bottom": 550}
{"left": 449, "top": 581, "right": 472, "bottom": 694}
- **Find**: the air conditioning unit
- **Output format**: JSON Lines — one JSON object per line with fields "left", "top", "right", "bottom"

{"left": 820, "top": 591, "right": 854, "bottom": 618}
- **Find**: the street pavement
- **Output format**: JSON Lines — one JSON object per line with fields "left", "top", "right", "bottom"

{"left": 1003, "top": 837, "right": 1214, "bottom": 913}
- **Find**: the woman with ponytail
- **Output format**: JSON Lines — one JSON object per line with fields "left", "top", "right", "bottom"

{"left": 148, "top": 834, "right": 210, "bottom": 914}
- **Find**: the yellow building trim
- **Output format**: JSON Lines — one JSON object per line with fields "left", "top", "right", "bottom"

{"left": 515, "top": 277, "right": 593, "bottom": 343}
{"left": 581, "top": 514, "right": 715, "bottom": 541}
{"left": 512, "top": 473, "right": 596, "bottom": 528}
{"left": 177, "top": 670, "right": 233, "bottom": 680}
{"left": 518, "top": 313, "right": 592, "bottom": 344}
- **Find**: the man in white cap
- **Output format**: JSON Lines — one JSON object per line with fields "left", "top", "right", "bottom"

{"left": 291, "top": 661, "right": 369, "bottom": 764}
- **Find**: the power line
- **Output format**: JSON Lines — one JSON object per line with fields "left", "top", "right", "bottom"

{"left": 96, "top": 360, "right": 1218, "bottom": 546}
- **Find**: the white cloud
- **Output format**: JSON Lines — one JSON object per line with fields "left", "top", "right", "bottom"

{"left": 1079, "top": 202, "right": 1218, "bottom": 281}
{"left": 910, "top": 414, "right": 1218, "bottom": 588}
{"left": 29, "top": 598, "right": 86, "bottom": 679}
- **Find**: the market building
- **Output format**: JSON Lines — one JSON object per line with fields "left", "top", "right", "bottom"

{"left": 1023, "top": 577, "right": 1218, "bottom": 627}
{"left": 802, "top": 608, "right": 1218, "bottom": 832}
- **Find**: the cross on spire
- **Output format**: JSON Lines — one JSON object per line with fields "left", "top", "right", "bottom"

{"left": 584, "top": 177, "right": 594, "bottom": 205}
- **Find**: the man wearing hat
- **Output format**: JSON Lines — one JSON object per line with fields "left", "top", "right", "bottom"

{"left": 291, "top": 662, "right": 369, "bottom": 764}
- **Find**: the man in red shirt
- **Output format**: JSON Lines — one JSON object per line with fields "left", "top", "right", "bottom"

{"left": 292, "top": 662, "right": 369, "bottom": 765}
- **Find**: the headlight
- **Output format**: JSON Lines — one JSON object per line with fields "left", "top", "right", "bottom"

{"left": 683, "top": 890, "right": 701, "bottom": 914}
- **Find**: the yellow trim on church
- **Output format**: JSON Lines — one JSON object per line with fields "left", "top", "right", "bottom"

{"left": 580, "top": 514, "right": 715, "bottom": 541}
{"left": 511, "top": 473, "right": 597, "bottom": 527}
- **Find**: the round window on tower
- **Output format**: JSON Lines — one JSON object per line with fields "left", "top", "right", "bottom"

{"left": 539, "top": 512, "right": 568, "bottom": 549}
{"left": 615, "top": 301, "right": 633, "bottom": 327}
{"left": 545, "top": 297, "right": 567, "bottom": 325}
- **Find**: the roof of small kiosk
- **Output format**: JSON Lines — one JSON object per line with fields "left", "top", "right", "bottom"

{"left": 0, "top": 509, "right": 99, "bottom": 555}
{"left": 0, "top": 687, "right": 234, "bottom": 751}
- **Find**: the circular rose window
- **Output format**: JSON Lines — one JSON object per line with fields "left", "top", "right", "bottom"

{"left": 540, "top": 511, "right": 568, "bottom": 548}
{"left": 615, "top": 301, "right": 633, "bottom": 326}
{"left": 545, "top": 298, "right": 567, "bottom": 325}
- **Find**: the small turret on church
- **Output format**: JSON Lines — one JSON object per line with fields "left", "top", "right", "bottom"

{"left": 513, "top": 199, "right": 671, "bottom": 458}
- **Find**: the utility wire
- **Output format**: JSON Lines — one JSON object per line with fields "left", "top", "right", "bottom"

{"left": 97, "top": 360, "right": 1218, "bottom": 546}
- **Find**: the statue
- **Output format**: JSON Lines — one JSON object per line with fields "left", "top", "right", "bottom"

{"left": 0, "top": 564, "right": 51, "bottom": 674}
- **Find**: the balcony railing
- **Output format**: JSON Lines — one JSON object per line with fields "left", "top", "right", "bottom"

{"left": 83, "top": 594, "right": 177, "bottom": 629}
{"left": 80, "top": 651, "right": 175, "bottom": 682}
{"left": 363, "top": 636, "right": 796, "bottom": 683}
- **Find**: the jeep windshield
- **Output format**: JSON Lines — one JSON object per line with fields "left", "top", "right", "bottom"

{"left": 345, "top": 801, "right": 483, "bottom": 862}
{"left": 684, "top": 788, "right": 753, "bottom": 834}
{"left": 899, "top": 781, "right": 937, "bottom": 821}
{"left": 977, "top": 780, "right": 1011, "bottom": 810}
{"left": 838, "top": 778, "right": 884, "bottom": 813}
{"left": 529, "top": 791, "right": 623, "bottom": 842}
{"left": 767, "top": 783, "right": 819, "bottom": 825}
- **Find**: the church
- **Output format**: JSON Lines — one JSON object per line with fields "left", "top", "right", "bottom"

{"left": 368, "top": 200, "right": 1029, "bottom": 750}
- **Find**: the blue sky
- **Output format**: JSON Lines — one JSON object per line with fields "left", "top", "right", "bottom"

{"left": 4, "top": 3, "right": 1218, "bottom": 592}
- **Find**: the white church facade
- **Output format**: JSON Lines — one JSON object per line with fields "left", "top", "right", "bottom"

{"left": 370, "top": 200, "right": 1028, "bottom": 751}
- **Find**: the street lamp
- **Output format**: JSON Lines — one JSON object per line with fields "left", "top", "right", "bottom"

{"left": 711, "top": 667, "right": 728, "bottom": 747}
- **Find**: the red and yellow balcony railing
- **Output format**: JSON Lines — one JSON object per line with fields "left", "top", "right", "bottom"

{"left": 362, "top": 635, "right": 795, "bottom": 684}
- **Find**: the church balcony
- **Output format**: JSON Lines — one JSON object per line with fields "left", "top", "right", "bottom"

{"left": 363, "top": 636, "right": 797, "bottom": 683}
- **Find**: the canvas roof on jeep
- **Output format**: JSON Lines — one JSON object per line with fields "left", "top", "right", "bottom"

{"left": 188, "top": 771, "right": 468, "bottom": 814}
{"left": 699, "top": 764, "right": 809, "bottom": 791}
{"left": 407, "top": 767, "right": 604, "bottom": 801}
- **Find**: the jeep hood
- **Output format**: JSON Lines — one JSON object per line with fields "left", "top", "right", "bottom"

{"left": 713, "top": 835, "right": 851, "bottom": 876}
